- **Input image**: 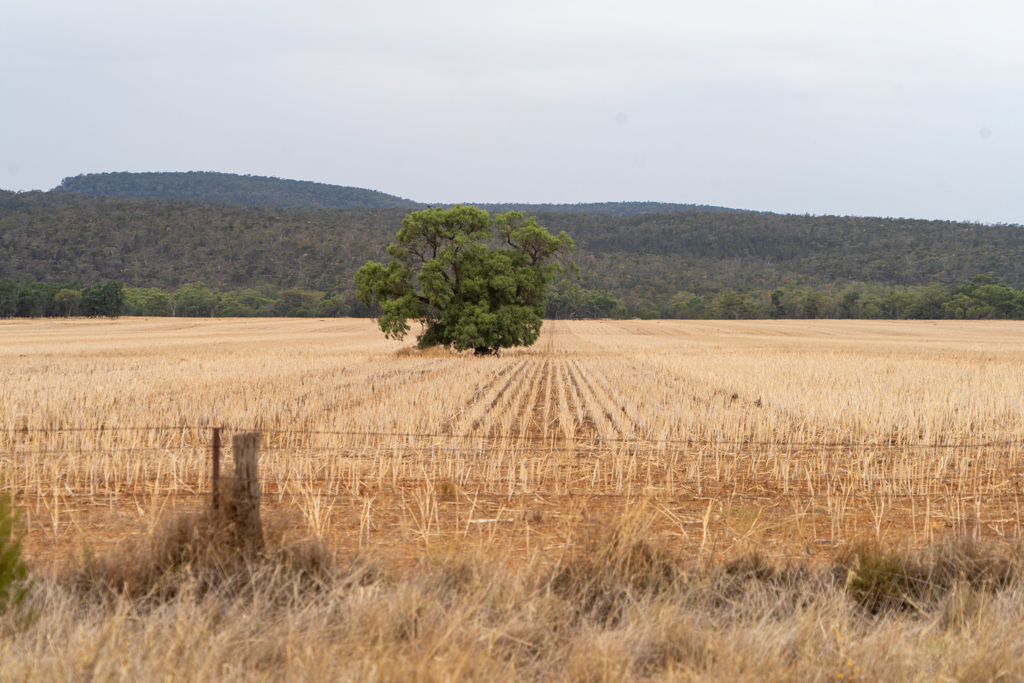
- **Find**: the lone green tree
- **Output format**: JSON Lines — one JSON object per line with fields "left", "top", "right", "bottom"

{"left": 356, "top": 205, "right": 574, "bottom": 355}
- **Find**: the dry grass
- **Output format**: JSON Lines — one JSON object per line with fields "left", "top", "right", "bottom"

{"left": 3, "top": 317, "right": 1024, "bottom": 679}
{"left": 5, "top": 505, "right": 1024, "bottom": 681}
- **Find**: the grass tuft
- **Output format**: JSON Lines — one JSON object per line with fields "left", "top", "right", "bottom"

{"left": 549, "top": 506, "right": 678, "bottom": 625}
{"left": 0, "top": 488, "right": 32, "bottom": 625}
{"left": 836, "top": 536, "right": 1020, "bottom": 613}
{"left": 65, "top": 486, "right": 341, "bottom": 604}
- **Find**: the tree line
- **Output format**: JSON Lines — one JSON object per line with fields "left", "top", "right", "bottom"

{"left": 0, "top": 279, "right": 126, "bottom": 318}
{"left": 546, "top": 277, "right": 1024, "bottom": 320}
{"left": 3, "top": 276, "right": 1021, "bottom": 321}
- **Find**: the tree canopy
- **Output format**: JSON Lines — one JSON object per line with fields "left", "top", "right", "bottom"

{"left": 356, "top": 206, "right": 574, "bottom": 354}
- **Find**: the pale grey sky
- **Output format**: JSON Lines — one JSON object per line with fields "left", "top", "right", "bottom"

{"left": 2, "top": 1, "right": 1022, "bottom": 222}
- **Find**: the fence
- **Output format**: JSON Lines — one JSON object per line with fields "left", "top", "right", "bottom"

{"left": 4, "top": 424, "right": 1024, "bottom": 546}
{"left": 3, "top": 424, "right": 1022, "bottom": 498}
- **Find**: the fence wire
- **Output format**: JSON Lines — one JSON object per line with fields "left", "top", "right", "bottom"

{"left": 3, "top": 424, "right": 1020, "bottom": 450}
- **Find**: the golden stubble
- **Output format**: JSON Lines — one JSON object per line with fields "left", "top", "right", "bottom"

{"left": 3, "top": 317, "right": 1024, "bottom": 565}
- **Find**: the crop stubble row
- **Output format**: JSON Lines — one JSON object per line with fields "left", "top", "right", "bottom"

{"left": 2, "top": 317, "right": 1024, "bottom": 558}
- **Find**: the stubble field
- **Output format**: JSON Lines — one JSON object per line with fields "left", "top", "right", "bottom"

{"left": 2, "top": 317, "right": 1024, "bottom": 680}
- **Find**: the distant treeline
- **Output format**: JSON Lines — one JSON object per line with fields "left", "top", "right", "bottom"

{"left": 627, "top": 276, "right": 1024, "bottom": 321}
{"left": 3, "top": 277, "right": 1022, "bottom": 321}
{"left": 122, "top": 283, "right": 371, "bottom": 318}
{"left": 0, "top": 279, "right": 126, "bottom": 318}
{"left": 548, "top": 276, "right": 1024, "bottom": 320}
{"left": 0, "top": 279, "right": 371, "bottom": 319}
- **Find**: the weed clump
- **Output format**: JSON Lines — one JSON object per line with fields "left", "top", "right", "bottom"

{"left": 836, "top": 537, "right": 1020, "bottom": 613}
{"left": 65, "top": 483, "right": 337, "bottom": 603}
{"left": 0, "top": 489, "right": 31, "bottom": 617}
{"left": 549, "top": 508, "right": 678, "bottom": 625}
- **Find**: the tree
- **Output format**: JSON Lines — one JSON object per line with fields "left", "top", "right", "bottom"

{"left": 544, "top": 283, "right": 624, "bottom": 319}
{"left": 272, "top": 288, "right": 320, "bottom": 317}
{"left": 356, "top": 205, "right": 574, "bottom": 354}
{"left": 881, "top": 290, "right": 915, "bottom": 319}
{"left": 216, "top": 289, "right": 271, "bottom": 317}
{"left": 171, "top": 283, "right": 220, "bottom": 317}
{"left": 839, "top": 289, "right": 862, "bottom": 318}
{"left": 770, "top": 289, "right": 785, "bottom": 318}
{"left": 314, "top": 294, "right": 349, "bottom": 317}
{"left": 80, "top": 281, "right": 126, "bottom": 317}
{"left": 0, "top": 279, "right": 20, "bottom": 318}
{"left": 16, "top": 283, "right": 50, "bottom": 318}
{"left": 53, "top": 288, "right": 82, "bottom": 318}
{"left": 668, "top": 292, "right": 708, "bottom": 319}
{"left": 714, "top": 291, "right": 758, "bottom": 319}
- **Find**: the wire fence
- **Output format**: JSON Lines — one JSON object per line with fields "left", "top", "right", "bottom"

{"left": 4, "top": 425, "right": 1022, "bottom": 503}
{"left": 5, "top": 421, "right": 1024, "bottom": 553}
{"left": 3, "top": 424, "right": 1021, "bottom": 450}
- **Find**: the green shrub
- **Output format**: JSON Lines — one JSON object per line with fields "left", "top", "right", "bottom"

{"left": 0, "top": 489, "right": 31, "bottom": 616}
{"left": 836, "top": 538, "right": 1018, "bottom": 614}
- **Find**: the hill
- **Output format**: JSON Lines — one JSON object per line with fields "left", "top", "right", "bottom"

{"left": 3, "top": 190, "right": 1023, "bottom": 317}
{"left": 51, "top": 171, "right": 424, "bottom": 210}
{"left": 47, "top": 171, "right": 742, "bottom": 216}
{"left": 475, "top": 201, "right": 745, "bottom": 216}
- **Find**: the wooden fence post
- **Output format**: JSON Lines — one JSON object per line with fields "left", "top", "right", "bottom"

{"left": 231, "top": 432, "right": 264, "bottom": 552}
{"left": 211, "top": 427, "right": 221, "bottom": 509}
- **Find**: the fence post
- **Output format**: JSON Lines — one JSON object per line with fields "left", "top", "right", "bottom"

{"left": 211, "top": 427, "right": 221, "bottom": 509}
{"left": 231, "top": 432, "right": 264, "bottom": 552}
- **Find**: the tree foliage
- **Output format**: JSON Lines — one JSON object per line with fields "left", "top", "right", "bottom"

{"left": 53, "top": 288, "right": 81, "bottom": 317}
{"left": 356, "top": 206, "right": 574, "bottom": 354}
{"left": 0, "top": 278, "right": 123, "bottom": 318}
{"left": 545, "top": 283, "right": 625, "bottom": 319}
{"left": 80, "top": 280, "right": 125, "bottom": 317}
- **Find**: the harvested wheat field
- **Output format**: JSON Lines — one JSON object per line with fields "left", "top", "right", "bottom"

{"left": 3, "top": 317, "right": 1024, "bottom": 681}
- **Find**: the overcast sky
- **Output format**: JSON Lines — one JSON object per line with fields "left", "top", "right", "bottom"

{"left": 2, "top": 1, "right": 1022, "bottom": 223}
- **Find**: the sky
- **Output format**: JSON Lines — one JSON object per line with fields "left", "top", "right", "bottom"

{"left": 2, "top": 1, "right": 1023, "bottom": 223}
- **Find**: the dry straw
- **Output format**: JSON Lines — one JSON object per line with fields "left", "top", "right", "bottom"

{"left": 2, "top": 317, "right": 1024, "bottom": 553}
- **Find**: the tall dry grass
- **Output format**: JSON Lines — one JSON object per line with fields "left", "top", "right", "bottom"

{"left": 4, "top": 503, "right": 1024, "bottom": 681}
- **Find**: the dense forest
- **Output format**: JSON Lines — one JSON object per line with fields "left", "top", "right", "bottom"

{"left": 2, "top": 188, "right": 1023, "bottom": 319}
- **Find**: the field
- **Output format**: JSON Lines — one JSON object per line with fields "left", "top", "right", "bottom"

{"left": 3, "top": 317, "right": 1024, "bottom": 680}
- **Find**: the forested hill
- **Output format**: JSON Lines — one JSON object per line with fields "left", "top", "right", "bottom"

{"left": 51, "top": 172, "right": 425, "bottom": 210}
{"left": 46, "top": 171, "right": 741, "bottom": 216}
{"left": 2, "top": 190, "right": 1023, "bottom": 315}
{"left": 475, "top": 201, "right": 744, "bottom": 216}
{"left": 543, "top": 211, "right": 1024, "bottom": 288}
